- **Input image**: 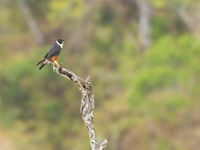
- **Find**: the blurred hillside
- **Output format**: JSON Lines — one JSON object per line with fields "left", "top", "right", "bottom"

{"left": 1, "top": 0, "right": 200, "bottom": 150}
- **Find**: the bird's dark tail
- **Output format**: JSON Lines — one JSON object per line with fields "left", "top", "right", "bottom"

{"left": 37, "top": 59, "right": 46, "bottom": 70}
{"left": 36, "top": 59, "right": 44, "bottom": 66}
{"left": 39, "top": 64, "right": 46, "bottom": 70}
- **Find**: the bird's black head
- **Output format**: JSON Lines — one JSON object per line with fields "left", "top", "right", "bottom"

{"left": 57, "top": 39, "right": 64, "bottom": 44}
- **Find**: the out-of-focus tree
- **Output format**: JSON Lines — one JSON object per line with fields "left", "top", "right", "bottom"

{"left": 151, "top": 0, "right": 200, "bottom": 38}
{"left": 16, "top": 0, "right": 44, "bottom": 45}
{"left": 137, "top": 0, "right": 152, "bottom": 52}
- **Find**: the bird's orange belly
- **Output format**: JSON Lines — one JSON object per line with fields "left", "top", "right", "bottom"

{"left": 51, "top": 56, "right": 59, "bottom": 61}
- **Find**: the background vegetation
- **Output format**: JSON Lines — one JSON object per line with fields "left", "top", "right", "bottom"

{"left": 0, "top": 0, "right": 200, "bottom": 149}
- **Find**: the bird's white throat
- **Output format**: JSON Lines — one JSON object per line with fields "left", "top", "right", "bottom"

{"left": 56, "top": 41, "right": 64, "bottom": 48}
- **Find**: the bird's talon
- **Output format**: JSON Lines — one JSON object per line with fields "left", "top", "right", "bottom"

{"left": 60, "top": 64, "right": 63, "bottom": 70}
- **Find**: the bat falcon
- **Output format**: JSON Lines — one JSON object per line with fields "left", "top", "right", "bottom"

{"left": 37, "top": 39, "right": 64, "bottom": 70}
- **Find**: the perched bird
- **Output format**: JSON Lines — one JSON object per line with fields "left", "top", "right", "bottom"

{"left": 37, "top": 39, "right": 64, "bottom": 70}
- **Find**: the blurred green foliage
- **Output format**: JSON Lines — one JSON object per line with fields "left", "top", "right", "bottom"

{"left": 128, "top": 35, "right": 200, "bottom": 118}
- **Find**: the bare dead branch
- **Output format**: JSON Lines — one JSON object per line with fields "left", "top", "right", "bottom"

{"left": 43, "top": 60, "right": 108, "bottom": 150}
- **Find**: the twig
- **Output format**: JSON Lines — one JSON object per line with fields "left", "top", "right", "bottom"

{"left": 44, "top": 60, "right": 108, "bottom": 150}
